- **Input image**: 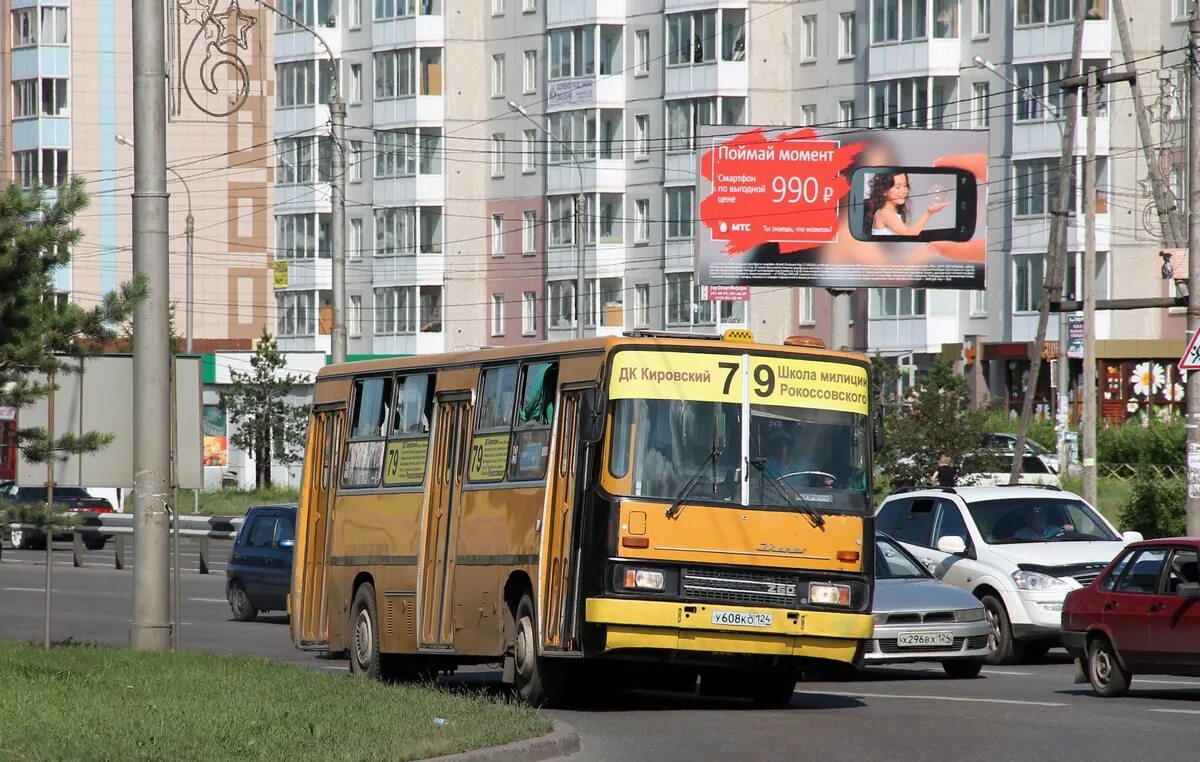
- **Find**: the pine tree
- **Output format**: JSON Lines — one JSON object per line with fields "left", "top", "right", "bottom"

{"left": 221, "top": 329, "right": 310, "bottom": 489}
{"left": 0, "top": 178, "right": 147, "bottom": 464}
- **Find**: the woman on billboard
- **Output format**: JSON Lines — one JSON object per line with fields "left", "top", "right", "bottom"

{"left": 864, "top": 171, "right": 949, "bottom": 237}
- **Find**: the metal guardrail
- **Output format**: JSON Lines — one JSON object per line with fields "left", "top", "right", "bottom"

{"left": 2, "top": 514, "right": 243, "bottom": 574}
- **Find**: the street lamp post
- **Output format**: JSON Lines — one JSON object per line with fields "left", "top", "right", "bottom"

{"left": 116, "top": 134, "right": 194, "bottom": 355}
{"left": 508, "top": 100, "right": 586, "bottom": 340}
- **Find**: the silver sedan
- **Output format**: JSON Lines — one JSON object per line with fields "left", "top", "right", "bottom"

{"left": 866, "top": 533, "right": 992, "bottom": 678}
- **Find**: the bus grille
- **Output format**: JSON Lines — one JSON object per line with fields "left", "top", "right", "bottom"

{"left": 681, "top": 567, "right": 799, "bottom": 606}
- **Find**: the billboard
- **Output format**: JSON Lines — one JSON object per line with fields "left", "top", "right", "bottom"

{"left": 695, "top": 126, "right": 988, "bottom": 289}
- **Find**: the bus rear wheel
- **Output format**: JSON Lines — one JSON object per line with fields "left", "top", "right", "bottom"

{"left": 513, "top": 592, "right": 566, "bottom": 706}
{"left": 349, "top": 583, "right": 382, "bottom": 680}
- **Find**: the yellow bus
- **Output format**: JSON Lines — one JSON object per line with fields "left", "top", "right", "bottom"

{"left": 291, "top": 331, "right": 881, "bottom": 706}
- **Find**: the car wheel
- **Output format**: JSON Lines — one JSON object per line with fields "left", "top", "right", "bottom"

{"left": 750, "top": 674, "right": 798, "bottom": 707}
{"left": 942, "top": 659, "right": 984, "bottom": 679}
{"left": 512, "top": 591, "right": 567, "bottom": 706}
{"left": 229, "top": 583, "right": 257, "bottom": 622}
{"left": 981, "top": 594, "right": 1026, "bottom": 665}
{"left": 1023, "top": 640, "right": 1053, "bottom": 662}
{"left": 83, "top": 536, "right": 106, "bottom": 551}
{"left": 1087, "top": 636, "right": 1130, "bottom": 698}
{"left": 349, "top": 583, "right": 382, "bottom": 680}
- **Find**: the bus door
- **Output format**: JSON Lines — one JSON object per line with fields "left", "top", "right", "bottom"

{"left": 418, "top": 392, "right": 472, "bottom": 650}
{"left": 538, "top": 385, "right": 590, "bottom": 653}
{"left": 294, "top": 406, "right": 344, "bottom": 649}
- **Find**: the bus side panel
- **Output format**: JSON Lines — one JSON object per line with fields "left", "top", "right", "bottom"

{"left": 450, "top": 485, "right": 543, "bottom": 657}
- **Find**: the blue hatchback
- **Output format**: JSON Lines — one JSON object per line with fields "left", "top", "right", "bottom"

{"left": 226, "top": 504, "right": 297, "bottom": 622}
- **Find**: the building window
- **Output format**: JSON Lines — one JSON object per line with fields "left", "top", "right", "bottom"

{"left": 522, "top": 211, "right": 536, "bottom": 255}
{"left": 548, "top": 281, "right": 575, "bottom": 327}
{"left": 374, "top": 286, "right": 414, "bottom": 334}
{"left": 801, "top": 15, "right": 818, "bottom": 61}
{"left": 871, "top": 0, "right": 929, "bottom": 44}
{"left": 491, "top": 133, "right": 506, "bottom": 177}
{"left": 869, "top": 288, "right": 927, "bottom": 317}
{"left": 667, "top": 10, "right": 717, "bottom": 66}
{"left": 349, "top": 295, "right": 362, "bottom": 337}
{"left": 1013, "top": 255, "right": 1044, "bottom": 313}
{"left": 971, "top": 82, "right": 990, "bottom": 127}
{"left": 1013, "top": 158, "right": 1057, "bottom": 216}
{"left": 374, "top": 207, "right": 418, "bottom": 256}
{"left": 665, "top": 273, "right": 694, "bottom": 326}
{"left": 40, "top": 6, "right": 68, "bottom": 45}
{"left": 349, "top": 63, "right": 362, "bottom": 103}
{"left": 492, "top": 54, "right": 506, "bottom": 96}
{"left": 634, "top": 199, "right": 650, "bottom": 243}
{"left": 277, "top": 213, "right": 332, "bottom": 259}
{"left": 798, "top": 288, "right": 815, "bottom": 326}
{"left": 375, "top": 127, "right": 442, "bottom": 177}
{"left": 523, "top": 0, "right": 536, "bottom": 11}
{"left": 491, "top": 214, "right": 505, "bottom": 256}
{"left": 548, "top": 26, "right": 596, "bottom": 80}
{"left": 969, "top": 289, "right": 987, "bottom": 316}
{"left": 349, "top": 0, "right": 362, "bottom": 28}
{"left": 492, "top": 0, "right": 505, "bottom": 15}
{"left": 276, "top": 137, "right": 329, "bottom": 184}
{"left": 548, "top": 196, "right": 575, "bottom": 247}
{"left": 1014, "top": 61, "right": 1068, "bottom": 121}
{"left": 349, "top": 140, "right": 363, "bottom": 182}
{"left": 665, "top": 187, "right": 694, "bottom": 240}
{"left": 13, "top": 151, "right": 37, "bottom": 189}
{"left": 870, "top": 77, "right": 952, "bottom": 128}
{"left": 974, "top": 0, "right": 991, "bottom": 35}
{"left": 634, "top": 284, "right": 650, "bottom": 328}
{"left": 277, "top": 291, "right": 316, "bottom": 337}
{"left": 839, "top": 13, "right": 856, "bottom": 58}
{"left": 374, "top": 48, "right": 426, "bottom": 99}
{"left": 839, "top": 100, "right": 857, "bottom": 127}
{"left": 933, "top": 0, "right": 958, "bottom": 37}
{"left": 277, "top": 61, "right": 316, "bottom": 108}
{"left": 34, "top": 148, "right": 69, "bottom": 187}
{"left": 520, "top": 129, "right": 536, "bottom": 173}
{"left": 1174, "top": 0, "right": 1190, "bottom": 20}
{"left": 665, "top": 97, "right": 716, "bottom": 152}
{"left": 522, "top": 292, "right": 536, "bottom": 335}
{"left": 546, "top": 110, "right": 595, "bottom": 163}
{"left": 12, "top": 80, "right": 37, "bottom": 119}
{"left": 635, "top": 29, "right": 650, "bottom": 74}
{"left": 1017, "top": 0, "right": 1075, "bottom": 26}
{"left": 12, "top": 8, "right": 36, "bottom": 47}
{"left": 523, "top": 50, "right": 537, "bottom": 93}
{"left": 800, "top": 104, "right": 818, "bottom": 127}
{"left": 492, "top": 294, "right": 505, "bottom": 336}
{"left": 634, "top": 114, "right": 649, "bottom": 158}
{"left": 350, "top": 218, "right": 364, "bottom": 260}
{"left": 374, "top": 0, "right": 441, "bottom": 18}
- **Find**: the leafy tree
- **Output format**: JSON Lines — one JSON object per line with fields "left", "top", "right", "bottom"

{"left": 0, "top": 178, "right": 146, "bottom": 465}
{"left": 221, "top": 329, "right": 310, "bottom": 489}
{"left": 875, "top": 356, "right": 992, "bottom": 492}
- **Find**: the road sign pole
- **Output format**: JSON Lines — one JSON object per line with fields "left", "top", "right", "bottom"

{"left": 1188, "top": 9, "right": 1200, "bottom": 536}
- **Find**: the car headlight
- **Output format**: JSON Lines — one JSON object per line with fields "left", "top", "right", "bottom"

{"left": 808, "top": 582, "right": 851, "bottom": 606}
{"left": 1011, "top": 570, "right": 1071, "bottom": 591}
{"left": 622, "top": 568, "right": 665, "bottom": 592}
{"left": 956, "top": 606, "right": 986, "bottom": 622}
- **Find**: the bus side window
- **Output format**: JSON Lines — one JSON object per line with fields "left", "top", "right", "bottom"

{"left": 509, "top": 362, "right": 557, "bottom": 481}
{"left": 382, "top": 373, "right": 435, "bottom": 487}
{"left": 472, "top": 365, "right": 519, "bottom": 483}
{"left": 343, "top": 375, "right": 392, "bottom": 488}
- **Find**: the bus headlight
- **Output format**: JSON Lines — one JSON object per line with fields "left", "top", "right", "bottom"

{"left": 808, "top": 582, "right": 851, "bottom": 606}
{"left": 623, "top": 568, "right": 665, "bottom": 592}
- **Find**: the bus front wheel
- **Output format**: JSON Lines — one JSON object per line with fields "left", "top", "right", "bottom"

{"left": 349, "top": 583, "right": 382, "bottom": 680}
{"left": 513, "top": 592, "right": 566, "bottom": 706}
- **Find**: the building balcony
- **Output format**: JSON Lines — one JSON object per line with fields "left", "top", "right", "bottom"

{"left": 10, "top": 46, "right": 70, "bottom": 80}
{"left": 371, "top": 253, "right": 446, "bottom": 285}
{"left": 278, "top": 258, "right": 333, "bottom": 291}
{"left": 276, "top": 105, "right": 331, "bottom": 136}
{"left": 547, "top": 0, "right": 626, "bottom": 26}
{"left": 373, "top": 175, "right": 445, "bottom": 206}
{"left": 546, "top": 75, "right": 625, "bottom": 112}
{"left": 868, "top": 39, "right": 961, "bottom": 81}
{"left": 546, "top": 159, "right": 625, "bottom": 194}
{"left": 664, "top": 61, "right": 748, "bottom": 98}
{"left": 372, "top": 13, "right": 443, "bottom": 47}
{"left": 1013, "top": 19, "right": 1112, "bottom": 63}
{"left": 371, "top": 332, "right": 445, "bottom": 356}
{"left": 1010, "top": 213, "right": 1112, "bottom": 257}
{"left": 279, "top": 334, "right": 333, "bottom": 355}
{"left": 275, "top": 183, "right": 332, "bottom": 213}
{"left": 274, "top": 26, "right": 342, "bottom": 62}
{"left": 11, "top": 116, "right": 70, "bottom": 151}
{"left": 868, "top": 316, "right": 962, "bottom": 355}
{"left": 374, "top": 96, "right": 444, "bottom": 128}
{"left": 1012, "top": 116, "right": 1110, "bottom": 158}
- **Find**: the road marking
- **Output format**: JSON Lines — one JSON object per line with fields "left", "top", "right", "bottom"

{"left": 188, "top": 597, "right": 229, "bottom": 604}
{"left": 1136, "top": 679, "right": 1200, "bottom": 686}
{"left": 3, "top": 587, "right": 49, "bottom": 593}
{"left": 1149, "top": 709, "right": 1200, "bottom": 715}
{"left": 794, "top": 690, "right": 1067, "bottom": 708}
{"left": 981, "top": 670, "right": 1036, "bottom": 676}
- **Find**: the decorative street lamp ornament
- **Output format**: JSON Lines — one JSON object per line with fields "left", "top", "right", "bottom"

{"left": 176, "top": 0, "right": 258, "bottom": 118}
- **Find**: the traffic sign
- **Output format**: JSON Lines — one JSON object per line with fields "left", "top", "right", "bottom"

{"left": 1180, "top": 330, "right": 1200, "bottom": 371}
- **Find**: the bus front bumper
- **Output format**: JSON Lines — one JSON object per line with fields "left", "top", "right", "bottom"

{"left": 585, "top": 598, "right": 872, "bottom": 663}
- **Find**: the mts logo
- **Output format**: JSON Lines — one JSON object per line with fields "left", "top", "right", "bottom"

{"left": 730, "top": 223, "right": 751, "bottom": 232}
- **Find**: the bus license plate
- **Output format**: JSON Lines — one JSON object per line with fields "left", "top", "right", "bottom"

{"left": 711, "top": 610, "right": 773, "bottom": 628}
{"left": 897, "top": 631, "right": 953, "bottom": 647}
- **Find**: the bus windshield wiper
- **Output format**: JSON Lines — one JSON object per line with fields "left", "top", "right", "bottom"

{"left": 665, "top": 445, "right": 722, "bottom": 519}
{"left": 749, "top": 458, "right": 825, "bottom": 529}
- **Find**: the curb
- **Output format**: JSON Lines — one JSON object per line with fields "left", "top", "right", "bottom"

{"left": 427, "top": 720, "right": 580, "bottom": 762}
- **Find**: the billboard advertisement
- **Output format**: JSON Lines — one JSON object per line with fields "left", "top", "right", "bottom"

{"left": 695, "top": 126, "right": 988, "bottom": 289}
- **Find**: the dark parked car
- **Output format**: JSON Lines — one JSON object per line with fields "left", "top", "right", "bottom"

{"left": 1062, "top": 537, "right": 1200, "bottom": 696}
{"left": 1, "top": 482, "right": 115, "bottom": 550}
{"left": 226, "top": 504, "right": 297, "bottom": 622}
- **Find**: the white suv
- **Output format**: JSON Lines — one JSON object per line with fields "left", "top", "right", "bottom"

{"left": 875, "top": 486, "right": 1142, "bottom": 664}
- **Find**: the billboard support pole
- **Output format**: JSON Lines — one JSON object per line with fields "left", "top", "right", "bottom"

{"left": 828, "top": 289, "right": 853, "bottom": 350}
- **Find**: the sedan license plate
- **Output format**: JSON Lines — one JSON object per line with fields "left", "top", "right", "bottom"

{"left": 711, "top": 610, "right": 773, "bottom": 628}
{"left": 897, "top": 631, "right": 954, "bottom": 647}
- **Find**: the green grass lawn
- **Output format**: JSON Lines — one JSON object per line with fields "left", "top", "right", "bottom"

{"left": 0, "top": 643, "right": 548, "bottom": 761}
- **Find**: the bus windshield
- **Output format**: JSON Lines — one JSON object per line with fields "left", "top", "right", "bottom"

{"left": 608, "top": 397, "right": 871, "bottom": 514}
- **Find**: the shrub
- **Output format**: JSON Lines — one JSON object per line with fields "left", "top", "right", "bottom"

{"left": 1097, "top": 420, "right": 1185, "bottom": 467}
{"left": 1117, "top": 465, "right": 1185, "bottom": 539}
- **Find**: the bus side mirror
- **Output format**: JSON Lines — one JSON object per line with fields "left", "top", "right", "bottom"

{"left": 579, "top": 388, "right": 607, "bottom": 444}
{"left": 872, "top": 407, "right": 885, "bottom": 453}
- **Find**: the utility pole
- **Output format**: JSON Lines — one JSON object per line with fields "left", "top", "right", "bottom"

{"left": 1187, "top": 9, "right": 1200, "bottom": 536}
{"left": 1008, "top": 2, "right": 1085, "bottom": 484}
{"left": 1082, "top": 70, "right": 1099, "bottom": 508}
{"left": 185, "top": 211, "right": 195, "bottom": 355}
{"left": 330, "top": 98, "right": 348, "bottom": 363}
{"left": 43, "top": 372, "right": 54, "bottom": 650}
{"left": 130, "top": 0, "right": 173, "bottom": 651}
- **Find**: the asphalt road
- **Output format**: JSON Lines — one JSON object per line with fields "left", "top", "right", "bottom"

{"left": 5, "top": 554, "right": 1200, "bottom": 761}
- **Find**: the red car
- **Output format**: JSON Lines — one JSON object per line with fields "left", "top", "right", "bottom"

{"left": 1061, "top": 537, "right": 1200, "bottom": 697}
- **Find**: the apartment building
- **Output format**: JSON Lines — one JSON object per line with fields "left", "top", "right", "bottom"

{"left": 2, "top": 0, "right": 276, "bottom": 350}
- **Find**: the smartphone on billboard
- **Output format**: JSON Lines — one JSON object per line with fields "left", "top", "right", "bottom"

{"left": 847, "top": 166, "right": 977, "bottom": 243}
